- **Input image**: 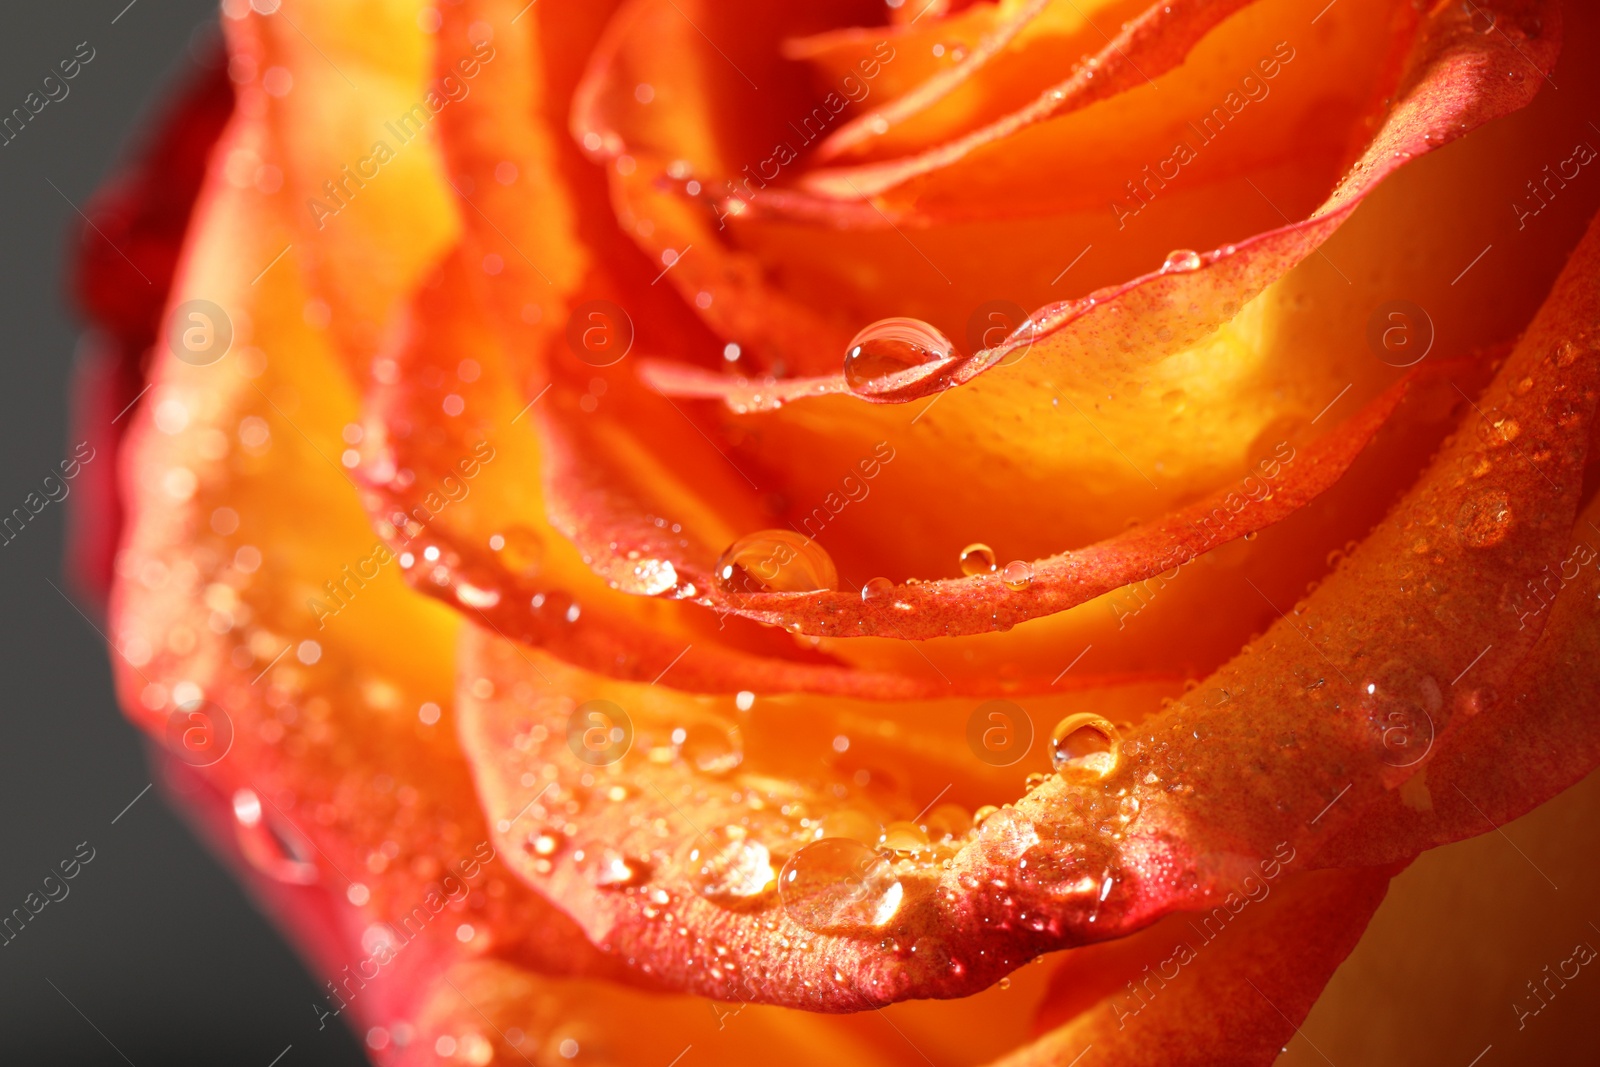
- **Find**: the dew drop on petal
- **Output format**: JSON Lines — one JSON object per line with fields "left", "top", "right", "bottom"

{"left": 976, "top": 806, "right": 1038, "bottom": 854}
{"left": 593, "top": 850, "right": 646, "bottom": 888}
{"left": 1455, "top": 489, "right": 1513, "bottom": 548}
{"left": 861, "top": 576, "right": 894, "bottom": 601}
{"left": 779, "top": 838, "right": 902, "bottom": 931}
{"left": 842, "top": 317, "right": 957, "bottom": 395}
{"left": 1361, "top": 660, "right": 1441, "bottom": 768}
{"left": 232, "top": 788, "right": 319, "bottom": 884}
{"left": 1162, "top": 249, "right": 1203, "bottom": 273}
{"left": 455, "top": 581, "right": 501, "bottom": 609}
{"left": 923, "top": 803, "right": 972, "bottom": 841}
{"left": 959, "top": 543, "right": 997, "bottom": 576}
{"left": 1001, "top": 560, "right": 1033, "bottom": 591}
{"left": 689, "top": 826, "right": 776, "bottom": 904}
{"left": 880, "top": 820, "right": 929, "bottom": 852}
{"left": 715, "top": 530, "right": 838, "bottom": 594}
{"left": 1049, "top": 714, "right": 1120, "bottom": 775}
{"left": 675, "top": 721, "right": 743, "bottom": 775}
{"left": 626, "top": 558, "right": 678, "bottom": 595}
{"left": 495, "top": 525, "right": 544, "bottom": 576}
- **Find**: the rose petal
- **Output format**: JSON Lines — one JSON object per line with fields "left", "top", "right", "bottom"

{"left": 549, "top": 369, "right": 1418, "bottom": 640}
{"left": 1011, "top": 866, "right": 1395, "bottom": 1067}
{"left": 457, "top": 208, "right": 1600, "bottom": 1009}
{"left": 640, "top": 0, "right": 1556, "bottom": 401}
{"left": 226, "top": 0, "right": 460, "bottom": 379}
{"left": 1314, "top": 490, "right": 1600, "bottom": 867}
{"left": 106, "top": 118, "right": 635, "bottom": 1026}
{"left": 456, "top": 619, "right": 1183, "bottom": 1008}
{"left": 803, "top": 0, "right": 1260, "bottom": 179}
{"left": 68, "top": 53, "right": 234, "bottom": 602}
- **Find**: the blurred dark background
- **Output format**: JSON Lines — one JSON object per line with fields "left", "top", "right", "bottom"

{"left": 0, "top": 2, "right": 363, "bottom": 1062}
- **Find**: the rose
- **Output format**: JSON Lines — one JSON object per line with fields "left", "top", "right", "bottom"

{"left": 71, "top": 0, "right": 1600, "bottom": 1063}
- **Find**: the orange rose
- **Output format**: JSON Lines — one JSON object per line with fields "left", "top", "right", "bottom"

{"left": 73, "top": 0, "right": 1600, "bottom": 1063}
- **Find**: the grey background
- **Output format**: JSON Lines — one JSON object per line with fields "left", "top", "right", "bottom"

{"left": 0, "top": 2, "right": 363, "bottom": 1062}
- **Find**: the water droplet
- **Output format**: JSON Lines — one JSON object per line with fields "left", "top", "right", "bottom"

{"left": 1001, "top": 560, "right": 1033, "bottom": 591}
{"left": 1050, "top": 715, "right": 1120, "bottom": 775}
{"left": 842, "top": 317, "right": 958, "bottom": 395}
{"left": 976, "top": 806, "right": 1039, "bottom": 854}
{"left": 593, "top": 850, "right": 647, "bottom": 888}
{"left": 715, "top": 531, "right": 838, "bottom": 594}
{"left": 455, "top": 581, "right": 501, "bottom": 609}
{"left": 689, "top": 826, "right": 776, "bottom": 904}
{"left": 1485, "top": 415, "right": 1521, "bottom": 446}
{"left": 675, "top": 721, "right": 743, "bottom": 775}
{"left": 923, "top": 803, "right": 971, "bottom": 841}
{"left": 495, "top": 525, "right": 544, "bottom": 576}
{"left": 861, "top": 576, "right": 894, "bottom": 602}
{"left": 1455, "top": 489, "right": 1513, "bottom": 548}
{"left": 998, "top": 976, "right": 1012, "bottom": 990}
{"left": 959, "top": 543, "right": 997, "bottom": 576}
{"left": 1362, "top": 660, "right": 1440, "bottom": 768}
{"left": 880, "top": 821, "right": 929, "bottom": 852}
{"left": 1162, "top": 249, "right": 1202, "bottom": 273}
{"left": 626, "top": 558, "right": 678, "bottom": 595}
{"left": 779, "top": 839, "right": 903, "bottom": 930}
{"left": 232, "top": 789, "right": 319, "bottom": 885}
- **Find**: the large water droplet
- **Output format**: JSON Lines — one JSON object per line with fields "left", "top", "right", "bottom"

{"left": 923, "top": 803, "right": 972, "bottom": 842}
{"left": 1455, "top": 489, "right": 1513, "bottom": 548}
{"left": 843, "top": 318, "right": 958, "bottom": 395}
{"left": 495, "top": 525, "right": 544, "bottom": 576}
{"left": 715, "top": 531, "right": 838, "bottom": 594}
{"left": 625, "top": 558, "right": 678, "bottom": 595}
{"left": 976, "top": 806, "right": 1039, "bottom": 856}
{"left": 780, "top": 839, "right": 903, "bottom": 930}
{"left": 1162, "top": 249, "right": 1202, "bottom": 273}
{"left": 674, "top": 721, "right": 743, "bottom": 775}
{"left": 593, "top": 849, "right": 647, "bottom": 888}
{"left": 861, "top": 576, "right": 894, "bottom": 602}
{"left": 880, "top": 820, "right": 929, "bottom": 853}
{"left": 455, "top": 581, "right": 501, "bottom": 609}
{"left": 1049, "top": 714, "right": 1120, "bottom": 775}
{"left": 232, "top": 788, "right": 319, "bottom": 885}
{"left": 959, "top": 543, "right": 997, "bottom": 576}
{"left": 1001, "top": 560, "right": 1033, "bottom": 591}
{"left": 910, "top": 935, "right": 955, "bottom": 974}
{"left": 689, "top": 826, "right": 777, "bottom": 904}
{"left": 1361, "top": 660, "right": 1440, "bottom": 768}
